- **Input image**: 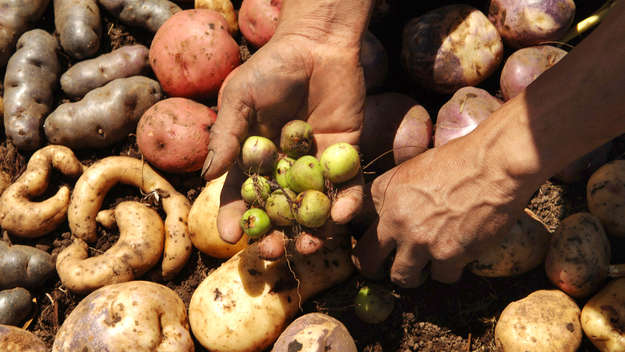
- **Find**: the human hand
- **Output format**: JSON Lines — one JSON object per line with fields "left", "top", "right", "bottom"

{"left": 201, "top": 31, "right": 366, "bottom": 258}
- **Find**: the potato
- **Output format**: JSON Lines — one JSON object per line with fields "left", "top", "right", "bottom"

{"left": 69, "top": 156, "right": 192, "bottom": 279}
{"left": 488, "top": 0, "right": 576, "bottom": 49}
{"left": 0, "top": 145, "right": 85, "bottom": 238}
{"left": 0, "top": 324, "right": 47, "bottom": 352}
{"left": 98, "top": 0, "right": 181, "bottom": 32}
{"left": 44, "top": 76, "right": 162, "bottom": 149}
{"left": 150, "top": 9, "right": 240, "bottom": 100}
{"left": 545, "top": 212, "right": 611, "bottom": 298}
{"left": 552, "top": 141, "right": 612, "bottom": 184}
{"left": 587, "top": 160, "right": 625, "bottom": 237}
{"left": 0, "top": 288, "right": 31, "bottom": 326}
{"left": 3, "top": 29, "right": 60, "bottom": 151}
{"left": 57, "top": 201, "right": 165, "bottom": 294}
{"left": 362, "top": 30, "right": 388, "bottom": 92}
{"left": 434, "top": 86, "right": 502, "bottom": 147}
{"left": 495, "top": 290, "right": 582, "bottom": 352}
{"left": 361, "top": 93, "right": 432, "bottom": 173}
{"left": 195, "top": 0, "right": 238, "bottom": 34}
{"left": 52, "top": 281, "right": 194, "bottom": 352}
{"left": 238, "top": 0, "right": 281, "bottom": 48}
{"left": 188, "top": 173, "right": 249, "bottom": 258}
{"left": 54, "top": 0, "right": 101, "bottom": 59}
{"left": 271, "top": 313, "right": 357, "bottom": 352}
{"left": 471, "top": 209, "right": 550, "bottom": 277}
{"left": 0, "top": 0, "right": 49, "bottom": 68}
{"left": 60, "top": 44, "right": 150, "bottom": 98}
{"left": 401, "top": 5, "right": 503, "bottom": 94}
{"left": 500, "top": 45, "right": 567, "bottom": 101}
{"left": 0, "top": 241, "right": 55, "bottom": 290}
{"left": 137, "top": 97, "right": 217, "bottom": 173}
{"left": 189, "top": 236, "right": 354, "bottom": 352}
{"left": 581, "top": 278, "right": 625, "bottom": 352}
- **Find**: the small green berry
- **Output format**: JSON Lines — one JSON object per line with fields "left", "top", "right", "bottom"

{"left": 240, "top": 208, "right": 272, "bottom": 238}
{"left": 274, "top": 156, "right": 295, "bottom": 189}
{"left": 240, "top": 175, "right": 271, "bottom": 205}
{"left": 287, "top": 155, "right": 324, "bottom": 193}
{"left": 320, "top": 142, "right": 360, "bottom": 183}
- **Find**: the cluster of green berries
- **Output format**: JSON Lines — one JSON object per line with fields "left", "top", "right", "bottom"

{"left": 239, "top": 120, "right": 361, "bottom": 239}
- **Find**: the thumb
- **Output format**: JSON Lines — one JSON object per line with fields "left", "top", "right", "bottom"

{"left": 202, "top": 81, "right": 254, "bottom": 181}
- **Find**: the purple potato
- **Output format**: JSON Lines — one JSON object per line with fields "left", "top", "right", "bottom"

{"left": 361, "top": 30, "right": 388, "bottom": 92}
{"left": 434, "top": 87, "right": 502, "bottom": 147}
{"left": 488, "top": 0, "right": 576, "bottom": 48}
{"left": 500, "top": 45, "right": 567, "bottom": 100}
{"left": 401, "top": 5, "right": 503, "bottom": 94}
{"left": 0, "top": 0, "right": 50, "bottom": 68}
{"left": 54, "top": 0, "right": 102, "bottom": 59}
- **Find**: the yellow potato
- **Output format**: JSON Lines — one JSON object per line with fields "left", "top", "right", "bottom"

{"left": 581, "top": 278, "right": 625, "bottom": 352}
{"left": 188, "top": 173, "right": 249, "bottom": 258}
{"left": 0, "top": 324, "right": 47, "bottom": 352}
{"left": 195, "top": 0, "right": 238, "bottom": 33}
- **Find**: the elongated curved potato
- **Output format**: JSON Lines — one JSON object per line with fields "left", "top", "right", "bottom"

{"left": 99, "top": 0, "right": 181, "bottom": 32}
{"left": 54, "top": 0, "right": 101, "bottom": 59}
{"left": 189, "top": 236, "right": 355, "bottom": 352}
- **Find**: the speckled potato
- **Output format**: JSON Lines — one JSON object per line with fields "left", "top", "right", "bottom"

{"left": 488, "top": 0, "right": 576, "bottom": 48}
{"left": 0, "top": 242, "right": 55, "bottom": 290}
{"left": 271, "top": 313, "right": 357, "bottom": 352}
{"left": 52, "top": 281, "right": 193, "bottom": 352}
{"left": 0, "top": 324, "right": 47, "bottom": 352}
{"left": 149, "top": 9, "right": 241, "bottom": 99}
{"left": 189, "top": 236, "right": 354, "bottom": 352}
{"left": 60, "top": 44, "right": 150, "bottom": 98}
{"left": 98, "top": 0, "right": 181, "bottom": 32}
{"left": 137, "top": 97, "right": 217, "bottom": 173}
{"left": 581, "top": 278, "right": 625, "bottom": 352}
{"left": 238, "top": 0, "right": 282, "bottom": 47}
{"left": 587, "top": 160, "right": 625, "bottom": 237}
{"left": 54, "top": 0, "right": 101, "bottom": 59}
{"left": 188, "top": 173, "right": 249, "bottom": 258}
{"left": 495, "top": 290, "right": 582, "bottom": 352}
{"left": 545, "top": 212, "right": 611, "bottom": 298}
{"left": 44, "top": 76, "right": 162, "bottom": 149}
{"left": 0, "top": 288, "right": 31, "bottom": 326}
{"left": 401, "top": 5, "right": 503, "bottom": 94}
{"left": 0, "top": 0, "right": 50, "bottom": 68}
{"left": 471, "top": 209, "right": 550, "bottom": 277}
{"left": 3, "top": 29, "right": 60, "bottom": 151}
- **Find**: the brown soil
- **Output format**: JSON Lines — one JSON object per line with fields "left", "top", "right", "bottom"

{"left": 0, "top": 1, "right": 616, "bottom": 351}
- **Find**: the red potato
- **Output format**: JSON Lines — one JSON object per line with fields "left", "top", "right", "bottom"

{"left": 238, "top": 0, "right": 282, "bottom": 48}
{"left": 434, "top": 86, "right": 502, "bottom": 147}
{"left": 488, "top": 0, "right": 576, "bottom": 49}
{"left": 500, "top": 45, "right": 567, "bottom": 101}
{"left": 137, "top": 97, "right": 217, "bottom": 173}
{"left": 149, "top": 9, "right": 241, "bottom": 100}
{"left": 401, "top": 5, "right": 503, "bottom": 94}
{"left": 362, "top": 30, "right": 388, "bottom": 92}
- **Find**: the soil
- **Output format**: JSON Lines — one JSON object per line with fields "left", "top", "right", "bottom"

{"left": 0, "top": 1, "right": 619, "bottom": 351}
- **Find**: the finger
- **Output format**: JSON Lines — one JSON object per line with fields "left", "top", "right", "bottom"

{"left": 258, "top": 230, "right": 287, "bottom": 260}
{"left": 331, "top": 172, "right": 364, "bottom": 224}
{"left": 348, "top": 181, "right": 376, "bottom": 234}
{"left": 430, "top": 257, "right": 468, "bottom": 284}
{"left": 202, "top": 80, "right": 254, "bottom": 181}
{"left": 352, "top": 220, "right": 395, "bottom": 280}
{"left": 217, "top": 166, "right": 248, "bottom": 244}
{"left": 390, "top": 243, "right": 430, "bottom": 288}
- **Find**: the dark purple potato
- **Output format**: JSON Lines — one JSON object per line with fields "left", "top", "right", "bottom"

{"left": 488, "top": 0, "right": 576, "bottom": 48}
{"left": 401, "top": 5, "right": 503, "bottom": 94}
{"left": 361, "top": 30, "right": 388, "bottom": 92}
{"left": 361, "top": 93, "right": 432, "bottom": 173}
{"left": 552, "top": 141, "right": 612, "bottom": 184}
{"left": 500, "top": 45, "right": 567, "bottom": 100}
{"left": 434, "top": 87, "right": 503, "bottom": 147}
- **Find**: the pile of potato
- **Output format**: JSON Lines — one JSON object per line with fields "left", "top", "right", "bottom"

{"left": 1, "top": 0, "right": 623, "bottom": 351}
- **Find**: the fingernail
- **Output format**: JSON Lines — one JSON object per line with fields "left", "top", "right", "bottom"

{"left": 201, "top": 150, "right": 215, "bottom": 179}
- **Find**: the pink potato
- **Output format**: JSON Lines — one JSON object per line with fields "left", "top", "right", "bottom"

{"left": 500, "top": 45, "right": 567, "bottom": 101}
{"left": 238, "top": 0, "right": 282, "bottom": 48}
{"left": 137, "top": 97, "right": 217, "bottom": 173}
{"left": 489, "top": 0, "right": 576, "bottom": 49}
{"left": 434, "top": 87, "right": 502, "bottom": 147}
{"left": 149, "top": 9, "right": 240, "bottom": 100}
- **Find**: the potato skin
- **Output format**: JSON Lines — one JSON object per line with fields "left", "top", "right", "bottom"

{"left": 0, "top": 288, "right": 31, "bottom": 326}
{"left": 0, "top": 0, "right": 50, "bottom": 67}
{"left": 0, "top": 242, "right": 55, "bottom": 290}
{"left": 150, "top": 9, "right": 241, "bottom": 99}
{"left": 137, "top": 97, "right": 217, "bottom": 173}
{"left": 52, "top": 281, "right": 194, "bottom": 352}
{"left": 272, "top": 313, "right": 358, "bottom": 352}
{"left": 238, "top": 0, "right": 281, "bottom": 48}
{"left": 362, "top": 30, "right": 388, "bottom": 92}
{"left": 195, "top": 0, "right": 238, "bottom": 34}
{"left": 98, "top": 0, "right": 181, "bottom": 32}
{"left": 0, "top": 324, "right": 47, "bottom": 352}
{"left": 44, "top": 76, "right": 162, "bottom": 149}
{"left": 587, "top": 160, "right": 625, "bottom": 237}
{"left": 60, "top": 44, "right": 149, "bottom": 98}
{"left": 581, "top": 278, "right": 625, "bottom": 352}
{"left": 402, "top": 5, "right": 503, "bottom": 94}
{"left": 54, "top": 0, "right": 101, "bottom": 59}
{"left": 3, "top": 29, "right": 60, "bottom": 151}
{"left": 495, "top": 290, "right": 582, "bottom": 352}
